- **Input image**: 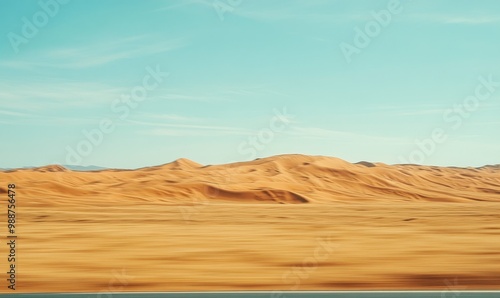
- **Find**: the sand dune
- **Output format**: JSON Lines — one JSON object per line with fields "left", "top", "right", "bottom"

{"left": 2, "top": 154, "right": 500, "bottom": 206}
{"left": 1, "top": 154, "right": 500, "bottom": 292}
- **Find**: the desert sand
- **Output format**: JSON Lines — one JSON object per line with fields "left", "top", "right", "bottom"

{"left": 1, "top": 154, "right": 500, "bottom": 292}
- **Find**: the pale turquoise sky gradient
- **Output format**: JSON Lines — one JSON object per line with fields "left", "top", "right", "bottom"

{"left": 1, "top": 0, "right": 499, "bottom": 168}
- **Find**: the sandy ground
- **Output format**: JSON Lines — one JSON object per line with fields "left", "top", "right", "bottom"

{"left": 1, "top": 155, "right": 499, "bottom": 292}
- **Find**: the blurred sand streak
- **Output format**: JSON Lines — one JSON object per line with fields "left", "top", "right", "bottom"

{"left": 1, "top": 154, "right": 499, "bottom": 292}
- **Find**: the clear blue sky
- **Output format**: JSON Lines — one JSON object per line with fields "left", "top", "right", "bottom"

{"left": 1, "top": 0, "right": 499, "bottom": 169}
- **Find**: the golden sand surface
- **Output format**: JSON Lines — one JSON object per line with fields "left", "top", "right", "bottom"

{"left": 1, "top": 155, "right": 499, "bottom": 292}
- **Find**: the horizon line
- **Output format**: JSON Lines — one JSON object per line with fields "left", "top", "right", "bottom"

{"left": 2, "top": 154, "right": 499, "bottom": 172}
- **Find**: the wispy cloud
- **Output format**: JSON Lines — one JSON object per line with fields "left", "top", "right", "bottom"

{"left": 197, "top": 0, "right": 500, "bottom": 26}
{"left": 0, "top": 35, "right": 187, "bottom": 70}
{"left": 233, "top": 9, "right": 368, "bottom": 23}
{"left": 133, "top": 112, "right": 204, "bottom": 122}
{"left": 157, "top": 0, "right": 367, "bottom": 23}
{"left": 470, "top": 121, "right": 500, "bottom": 127}
{"left": 47, "top": 36, "right": 186, "bottom": 68}
{"left": 150, "top": 84, "right": 287, "bottom": 103}
{"left": 0, "top": 109, "right": 33, "bottom": 117}
{"left": 369, "top": 104, "right": 448, "bottom": 117}
{"left": 152, "top": 93, "right": 223, "bottom": 102}
{"left": 0, "top": 106, "right": 105, "bottom": 126}
{"left": 0, "top": 80, "right": 123, "bottom": 110}
{"left": 155, "top": 0, "right": 212, "bottom": 11}
{"left": 443, "top": 16, "right": 500, "bottom": 24}
{"left": 407, "top": 13, "right": 500, "bottom": 25}
{"left": 130, "top": 119, "right": 255, "bottom": 136}
{"left": 371, "top": 101, "right": 500, "bottom": 117}
{"left": 220, "top": 84, "right": 289, "bottom": 97}
{"left": 287, "top": 125, "right": 406, "bottom": 143}
{"left": 145, "top": 127, "right": 250, "bottom": 136}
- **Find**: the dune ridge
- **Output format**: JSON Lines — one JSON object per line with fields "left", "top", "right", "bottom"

{"left": 2, "top": 154, "right": 500, "bottom": 206}
{"left": 3, "top": 154, "right": 500, "bottom": 292}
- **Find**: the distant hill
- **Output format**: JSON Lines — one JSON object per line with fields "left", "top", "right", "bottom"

{"left": 63, "top": 165, "right": 108, "bottom": 172}
{"left": 0, "top": 165, "right": 108, "bottom": 172}
{"left": 2, "top": 154, "right": 499, "bottom": 205}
